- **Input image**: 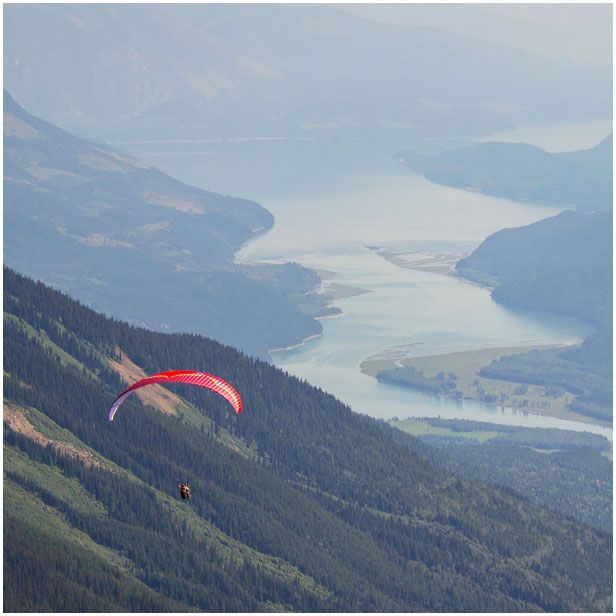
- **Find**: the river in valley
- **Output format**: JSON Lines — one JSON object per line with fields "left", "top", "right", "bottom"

{"left": 116, "top": 124, "right": 612, "bottom": 439}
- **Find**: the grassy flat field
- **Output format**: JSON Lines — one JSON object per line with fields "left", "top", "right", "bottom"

{"left": 361, "top": 344, "right": 602, "bottom": 425}
{"left": 389, "top": 418, "right": 507, "bottom": 442}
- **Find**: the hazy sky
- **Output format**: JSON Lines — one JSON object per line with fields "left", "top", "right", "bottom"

{"left": 337, "top": 2, "right": 613, "bottom": 67}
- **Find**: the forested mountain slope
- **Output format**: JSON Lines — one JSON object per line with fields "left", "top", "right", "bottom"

{"left": 397, "top": 134, "right": 613, "bottom": 211}
{"left": 457, "top": 209, "right": 612, "bottom": 327}
{"left": 4, "top": 91, "right": 330, "bottom": 358}
{"left": 455, "top": 209, "right": 612, "bottom": 422}
{"left": 3, "top": 268, "right": 612, "bottom": 612}
{"left": 384, "top": 418, "right": 612, "bottom": 535}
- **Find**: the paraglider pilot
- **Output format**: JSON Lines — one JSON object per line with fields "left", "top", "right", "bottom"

{"left": 178, "top": 480, "right": 191, "bottom": 500}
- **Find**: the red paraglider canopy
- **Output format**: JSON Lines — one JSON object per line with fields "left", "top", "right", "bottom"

{"left": 108, "top": 371, "right": 242, "bottom": 421}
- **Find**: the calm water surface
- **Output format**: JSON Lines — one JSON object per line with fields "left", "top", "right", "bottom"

{"left": 118, "top": 131, "right": 612, "bottom": 439}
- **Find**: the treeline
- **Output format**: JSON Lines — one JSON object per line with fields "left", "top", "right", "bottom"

{"left": 479, "top": 347, "right": 612, "bottom": 422}
{"left": 383, "top": 418, "right": 612, "bottom": 534}
{"left": 3, "top": 267, "right": 613, "bottom": 612}
{"left": 420, "top": 417, "right": 610, "bottom": 451}
{"left": 377, "top": 366, "right": 461, "bottom": 397}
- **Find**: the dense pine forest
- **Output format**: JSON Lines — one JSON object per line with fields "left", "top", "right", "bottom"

{"left": 3, "top": 267, "right": 613, "bottom": 612}
{"left": 384, "top": 418, "right": 612, "bottom": 534}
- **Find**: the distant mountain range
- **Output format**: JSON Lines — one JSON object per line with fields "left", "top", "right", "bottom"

{"left": 4, "top": 267, "right": 612, "bottom": 612}
{"left": 3, "top": 91, "right": 332, "bottom": 358}
{"left": 397, "top": 134, "right": 613, "bottom": 211}
{"left": 4, "top": 3, "right": 611, "bottom": 141}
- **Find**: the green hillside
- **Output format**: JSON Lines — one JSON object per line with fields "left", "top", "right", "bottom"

{"left": 3, "top": 267, "right": 612, "bottom": 612}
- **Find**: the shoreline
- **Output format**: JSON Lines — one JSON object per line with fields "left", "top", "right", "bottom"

{"left": 360, "top": 343, "right": 610, "bottom": 429}
{"left": 269, "top": 332, "right": 322, "bottom": 353}
{"left": 316, "top": 311, "right": 348, "bottom": 320}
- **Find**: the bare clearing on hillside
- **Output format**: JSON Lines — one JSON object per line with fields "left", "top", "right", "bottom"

{"left": 4, "top": 403, "right": 102, "bottom": 468}
{"left": 106, "top": 349, "right": 183, "bottom": 417}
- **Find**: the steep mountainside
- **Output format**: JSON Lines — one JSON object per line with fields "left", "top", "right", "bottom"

{"left": 3, "top": 267, "right": 613, "bottom": 612}
{"left": 4, "top": 4, "right": 611, "bottom": 141}
{"left": 456, "top": 209, "right": 612, "bottom": 327}
{"left": 3, "top": 91, "right": 331, "bottom": 358}
{"left": 397, "top": 134, "right": 613, "bottom": 211}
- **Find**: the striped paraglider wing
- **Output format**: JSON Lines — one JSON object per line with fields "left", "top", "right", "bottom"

{"left": 108, "top": 371, "right": 242, "bottom": 421}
